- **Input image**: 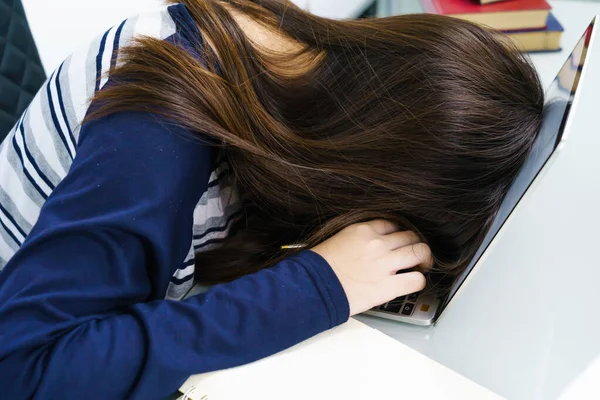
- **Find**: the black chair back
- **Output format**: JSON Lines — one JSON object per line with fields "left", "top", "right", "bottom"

{"left": 0, "top": 0, "right": 46, "bottom": 141}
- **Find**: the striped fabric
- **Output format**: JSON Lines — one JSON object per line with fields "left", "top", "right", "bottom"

{"left": 0, "top": 6, "right": 241, "bottom": 300}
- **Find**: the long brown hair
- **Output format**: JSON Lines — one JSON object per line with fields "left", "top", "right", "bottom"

{"left": 89, "top": 0, "right": 544, "bottom": 292}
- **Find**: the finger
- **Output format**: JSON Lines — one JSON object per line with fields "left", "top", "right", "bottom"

{"left": 380, "top": 231, "right": 420, "bottom": 250}
{"left": 364, "top": 219, "right": 399, "bottom": 235}
{"left": 388, "top": 243, "right": 433, "bottom": 272}
{"left": 381, "top": 271, "right": 426, "bottom": 300}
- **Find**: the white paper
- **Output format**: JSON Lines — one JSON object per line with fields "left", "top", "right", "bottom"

{"left": 179, "top": 318, "right": 502, "bottom": 400}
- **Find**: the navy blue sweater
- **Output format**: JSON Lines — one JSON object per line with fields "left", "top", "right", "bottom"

{"left": 0, "top": 109, "right": 349, "bottom": 396}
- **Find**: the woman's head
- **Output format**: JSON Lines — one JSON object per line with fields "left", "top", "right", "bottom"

{"left": 91, "top": 0, "right": 544, "bottom": 291}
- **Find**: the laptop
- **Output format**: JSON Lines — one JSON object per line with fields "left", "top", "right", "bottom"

{"left": 366, "top": 18, "right": 596, "bottom": 326}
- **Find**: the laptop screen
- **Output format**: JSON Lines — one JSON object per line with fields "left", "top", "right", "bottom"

{"left": 439, "top": 21, "right": 595, "bottom": 313}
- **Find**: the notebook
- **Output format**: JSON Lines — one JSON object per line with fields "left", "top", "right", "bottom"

{"left": 177, "top": 319, "right": 501, "bottom": 400}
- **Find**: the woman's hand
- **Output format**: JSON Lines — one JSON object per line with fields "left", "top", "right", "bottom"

{"left": 311, "top": 220, "right": 432, "bottom": 316}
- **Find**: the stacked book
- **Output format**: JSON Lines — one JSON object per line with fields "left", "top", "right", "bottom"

{"left": 421, "top": 0, "right": 563, "bottom": 53}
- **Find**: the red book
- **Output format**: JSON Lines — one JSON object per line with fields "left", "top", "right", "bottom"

{"left": 421, "top": 0, "right": 551, "bottom": 31}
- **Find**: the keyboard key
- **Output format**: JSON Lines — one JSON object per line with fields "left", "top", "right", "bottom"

{"left": 407, "top": 293, "right": 419, "bottom": 302}
{"left": 396, "top": 295, "right": 406, "bottom": 302}
{"left": 401, "top": 303, "right": 415, "bottom": 316}
{"left": 387, "top": 298, "right": 404, "bottom": 307}
{"left": 381, "top": 302, "right": 402, "bottom": 313}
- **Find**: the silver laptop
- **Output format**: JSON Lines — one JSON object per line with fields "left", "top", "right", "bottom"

{"left": 366, "top": 18, "right": 596, "bottom": 326}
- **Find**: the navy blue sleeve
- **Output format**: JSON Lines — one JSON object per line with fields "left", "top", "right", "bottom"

{"left": 0, "top": 112, "right": 349, "bottom": 400}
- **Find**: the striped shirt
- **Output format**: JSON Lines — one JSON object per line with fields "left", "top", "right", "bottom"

{"left": 0, "top": 4, "right": 241, "bottom": 300}
{"left": 0, "top": 4, "right": 348, "bottom": 399}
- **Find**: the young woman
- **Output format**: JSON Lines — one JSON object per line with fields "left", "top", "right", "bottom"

{"left": 0, "top": 0, "right": 543, "bottom": 398}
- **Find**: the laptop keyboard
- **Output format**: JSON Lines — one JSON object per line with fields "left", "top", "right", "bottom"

{"left": 377, "top": 292, "right": 419, "bottom": 316}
